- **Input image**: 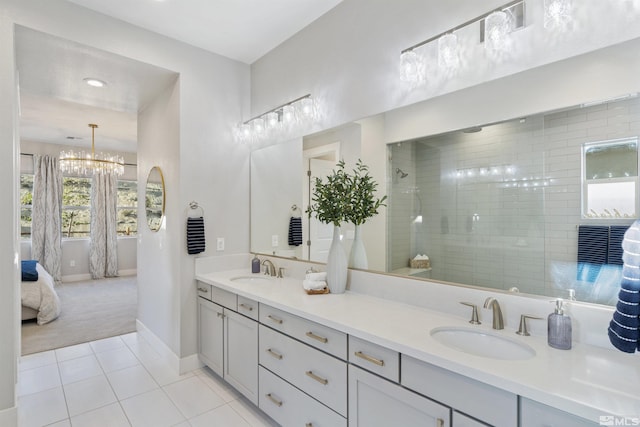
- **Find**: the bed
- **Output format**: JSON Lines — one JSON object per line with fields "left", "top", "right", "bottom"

{"left": 21, "top": 261, "right": 61, "bottom": 325}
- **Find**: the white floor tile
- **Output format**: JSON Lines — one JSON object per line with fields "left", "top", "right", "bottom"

{"left": 189, "top": 404, "right": 252, "bottom": 427}
{"left": 46, "top": 420, "right": 71, "bottom": 427}
{"left": 106, "top": 364, "right": 158, "bottom": 400}
{"left": 121, "top": 389, "right": 185, "bottom": 427}
{"left": 171, "top": 422, "right": 191, "bottom": 427}
{"left": 90, "top": 336, "right": 126, "bottom": 354}
{"left": 70, "top": 402, "right": 130, "bottom": 427}
{"left": 96, "top": 346, "right": 139, "bottom": 373}
{"left": 194, "top": 368, "right": 241, "bottom": 403}
{"left": 63, "top": 375, "right": 117, "bottom": 417}
{"left": 228, "top": 398, "right": 279, "bottom": 427}
{"left": 18, "top": 363, "right": 61, "bottom": 396}
{"left": 163, "top": 376, "right": 226, "bottom": 419}
{"left": 59, "top": 354, "right": 103, "bottom": 385}
{"left": 142, "top": 358, "right": 194, "bottom": 387}
{"left": 19, "top": 350, "right": 57, "bottom": 371}
{"left": 17, "top": 386, "right": 68, "bottom": 427}
{"left": 55, "top": 343, "right": 93, "bottom": 362}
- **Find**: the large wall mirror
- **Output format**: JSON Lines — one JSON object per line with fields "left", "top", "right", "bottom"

{"left": 250, "top": 37, "right": 640, "bottom": 306}
{"left": 145, "top": 166, "right": 165, "bottom": 232}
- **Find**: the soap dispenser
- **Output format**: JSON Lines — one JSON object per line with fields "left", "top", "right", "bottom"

{"left": 251, "top": 255, "right": 261, "bottom": 274}
{"left": 548, "top": 298, "right": 572, "bottom": 350}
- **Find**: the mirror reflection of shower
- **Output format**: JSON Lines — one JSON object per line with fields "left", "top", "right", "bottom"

{"left": 396, "top": 168, "right": 409, "bottom": 178}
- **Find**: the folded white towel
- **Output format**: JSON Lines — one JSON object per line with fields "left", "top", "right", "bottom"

{"left": 305, "top": 272, "right": 327, "bottom": 281}
{"left": 303, "top": 279, "right": 327, "bottom": 291}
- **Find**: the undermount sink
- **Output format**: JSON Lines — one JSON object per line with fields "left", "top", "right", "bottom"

{"left": 430, "top": 326, "right": 536, "bottom": 360}
{"left": 229, "top": 275, "right": 274, "bottom": 284}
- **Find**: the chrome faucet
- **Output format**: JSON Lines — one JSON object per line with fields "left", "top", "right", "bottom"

{"left": 262, "top": 259, "right": 276, "bottom": 277}
{"left": 483, "top": 297, "right": 504, "bottom": 330}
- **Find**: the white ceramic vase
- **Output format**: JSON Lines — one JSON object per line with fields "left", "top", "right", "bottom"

{"left": 349, "top": 224, "right": 368, "bottom": 269}
{"left": 326, "top": 225, "right": 348, "bottom": 294}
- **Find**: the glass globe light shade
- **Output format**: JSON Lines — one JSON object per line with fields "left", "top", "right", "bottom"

{"left": 282, "top": 104, "right": 296, "bottom": 125}
{"left": 438, "top": 33, "right": 460, "bottom": 70}
{"left": 544, "top": 0, "right": 572, "bottom": 30}
{"left": 252, "top": 117, "right": 265, "bottom": 134}
{"left": 399, "top": 50, "right": 424, "bottom": 84}
{"left": 484, "top": 11, "right": 511, "bottom": 53}
{"left": 265, "top": 112, "right": 279, "bottom": 129}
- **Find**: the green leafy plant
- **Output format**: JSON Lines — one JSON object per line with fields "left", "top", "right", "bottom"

{"left": 306, "top": 159, "right": 386, "bottom": 226}
{"left": 345, "top": 159, "right": 387, "bottom": 226}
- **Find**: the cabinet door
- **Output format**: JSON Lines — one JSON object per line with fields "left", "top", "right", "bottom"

{"left": 198, "top": 298, "right": 224, "bottom": 376}
{"left": 349, "top": 365, "right": 450, "bottom": 427}
{"left": 453, "top": 411, "right": 490, "bottom": 427}
{"left": 224, "top": 309, "right": 258, "bottom": 404}
{"left": 520, "top": 398, "right": 599, "bottom": 427}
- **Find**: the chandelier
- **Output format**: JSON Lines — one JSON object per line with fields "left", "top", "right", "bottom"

{"left": 60, "top": 124, "right": 125, "bottom": 176}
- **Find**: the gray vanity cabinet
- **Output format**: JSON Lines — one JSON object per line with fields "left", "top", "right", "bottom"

{"left": 197, "top": 283, "right": 258, "bottom": 404}
{"left": 348, "top": 365, "right": 450, "bottom": 427}
{"left": 519, "top": 398, "right": 599, "bottom": 427}
{"left": 197, "top": 297, "right": 224, "bottom": 375}
{"left": 224, "top": 309, "right": 258, "bottom": 404}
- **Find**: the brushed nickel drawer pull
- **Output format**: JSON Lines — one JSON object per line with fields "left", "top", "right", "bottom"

{"left": 436, "top": 418, "right": 444, "bottom": 427}
{"left": 265, "top": 393, "right": 283, "bottom": 407}
{"left": 266, "top": 348, "right": 283, "bottom": 360}
{"left": 267, "top": 314, "right": 283, "bottom": 324}
{"left": 239, "top": 303, "right": 253, "bottom": 311}
{"left": 305, "top": 370, "right": 328, "bottom": 385}
{"left": 306, "top": 424, "right": 313, "bottom": 427}
{"left": 305, "top": 331, "right": 328, "bottom": 343}
{"left": 354, "top": 351, "right": 385, "bottom": 367}
{"left": 216, "top": 312, "right": 225, "bottom": 318}
{"left": 197, "top": 287, "right": 209, "bottom": 293}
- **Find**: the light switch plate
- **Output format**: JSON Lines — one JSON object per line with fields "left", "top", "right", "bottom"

{"left": 272, "top": 235, "right": 279, "bottom": 247}
{"left": 216, "top": 237, "right": 225, "bottom": 251}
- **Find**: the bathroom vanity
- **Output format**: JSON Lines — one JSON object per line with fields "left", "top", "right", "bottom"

{"left": 196, "top": 266, "right": 637, "bottom": 427}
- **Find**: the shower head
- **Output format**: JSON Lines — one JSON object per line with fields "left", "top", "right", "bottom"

{"left": 396, "top": 168, "right": 409, "bottom": 178}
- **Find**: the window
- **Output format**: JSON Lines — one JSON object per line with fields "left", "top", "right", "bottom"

{"left": 20, "top": 173, "right": 138, "bottom": 238}
{"left": 20, "top": 174, "right": 33, "bottom": 238}
{"left": 62, "top": 177, "right": 91, "bottom": 237}
{"left": 582, "top": 138, "right": 639, "bottom": 219}
{"left": 117, "top": 180, "right": 137, "bottom": 236}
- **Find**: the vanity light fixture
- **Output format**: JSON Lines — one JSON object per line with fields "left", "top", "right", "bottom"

{"left": 543, "top": 0, "right": 572, "bottom": 30}
{"left": 60, "top": 124, "right": 124, "bottom": 176}
{"left": 235, "top": 94, "right": 317, "bottom": 144}
{"left": 399, "top": 0, "right": 525, "bottom": 85}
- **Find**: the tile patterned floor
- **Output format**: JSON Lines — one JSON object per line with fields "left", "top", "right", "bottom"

{"left": 17, "top": 333, "right": 279, "bottom": 427}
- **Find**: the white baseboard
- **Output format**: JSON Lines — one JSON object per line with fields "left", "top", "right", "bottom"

{"left": 62, "top": 269, "right": 137, "bottom": 283}
{"left": 0, "top": 405, "right": 17, "bottom": 427}
{"left": 136, "top": 320, "right": 200, "bottom": 375}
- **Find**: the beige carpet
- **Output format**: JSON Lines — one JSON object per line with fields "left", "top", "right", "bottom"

{"left": 21, "top": 276, "right": 137, "bottom": 355}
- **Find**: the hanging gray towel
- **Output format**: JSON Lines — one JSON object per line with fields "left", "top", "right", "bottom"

{"left": 187, "top": 217, "right": 206, "bottom": 254}
{"left": 288, "top": 216, "right": 303, "bottom": 246}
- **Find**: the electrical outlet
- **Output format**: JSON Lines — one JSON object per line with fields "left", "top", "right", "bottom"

{"left": 216, "top": 237, "right": 225, "bottom": 251}
{"left": 69, "top": 259, "right": 76, "bottom": 267}
{"left": 272, "top": 235, "right": 279, "bottom": 247}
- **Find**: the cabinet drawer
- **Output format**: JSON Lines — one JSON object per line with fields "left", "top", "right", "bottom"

{"left": 520, "top": 397, "right": 599, "bottom": 427}
{"left": 210, "top": 285, "right": 237, "bottom": 310}
{"left": 401, "top": 355, "right": 517, "bottom": 427}
{"left": 260, "top": 304, "right": 347, "bottom": 359}
{"left": 259, "top": 366, "right": 346, "bottom": 427}
{"left": 349, "top": 336, "right": 399, "bottom": 382}
{"left": 196, "top": 282, "right": 212, "bottom": 300}
{"left": 237, "top": 296, "right": 258, "bottom": 320}
{"left": 259, "top": 325, "right": 347, "bottom": 416}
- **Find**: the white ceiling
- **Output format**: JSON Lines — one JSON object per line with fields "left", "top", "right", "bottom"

{"left": 65, "top": 0, "right": 343, "bottom": 64}
{"left": 18, "top": 1, "right": 342, "bottom": 153}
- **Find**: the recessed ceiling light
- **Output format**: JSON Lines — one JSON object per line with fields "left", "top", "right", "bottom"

{"left": 83, "top": 78, "right": 107, "bottom": 88}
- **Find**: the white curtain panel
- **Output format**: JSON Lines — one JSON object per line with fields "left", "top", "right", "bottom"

{"left": 31, "top": 155, "right": 63, "bottom": 282}
{"left": 89, "top": 173, "right": 119, "bottom": 279}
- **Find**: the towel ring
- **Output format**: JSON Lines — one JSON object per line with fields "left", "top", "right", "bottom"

{"left": 291, "top": 204, "right": 302, "bottom": 214}
{"left": 188, "top": 201, "right": 204, "bottom": 217}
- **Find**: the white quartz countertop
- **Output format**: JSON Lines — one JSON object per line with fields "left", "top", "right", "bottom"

{"left": 196, "top": 269, "right": 640, "bottom": 421}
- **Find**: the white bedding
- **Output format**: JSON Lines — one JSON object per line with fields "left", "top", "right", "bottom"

{"left": 21, "top": 263, "right": 61, "bottom": 325}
